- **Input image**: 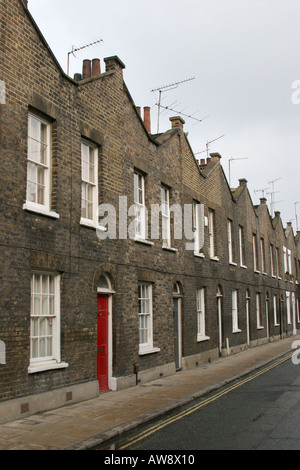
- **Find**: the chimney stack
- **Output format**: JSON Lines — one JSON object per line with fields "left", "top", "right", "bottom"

{"left": 260, "top": 197, "right": 267, "bottom": 205}
{"left": 82, "top": 60, "right": 92, "bottom": 80}
{"left": 239, "top": 178, "right": 248, "bottom": 187}
{"left": 92, "top": 59, "right": 101, "bottom": 77}
{"left": 144, "top": 107, "right": 151, "bottom": 133}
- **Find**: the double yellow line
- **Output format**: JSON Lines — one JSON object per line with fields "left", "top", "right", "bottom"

{"left": 119, "top": 352, "right": 293, "bottom": 450}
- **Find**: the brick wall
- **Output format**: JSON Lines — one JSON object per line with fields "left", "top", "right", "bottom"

{"left": 0, "top": 0, "right": 299, "bottom": 408}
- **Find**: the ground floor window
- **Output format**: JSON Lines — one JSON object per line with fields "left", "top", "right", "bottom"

{"left": 138, "top": 283, "right": 153, "bottom": 353}
{"left": 197, "top": 288, "right": 209, "bottom": 341}
{"left": 28, "top": 273, "right": 66, "bottom": 373}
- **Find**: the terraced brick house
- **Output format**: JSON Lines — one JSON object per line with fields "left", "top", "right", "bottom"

{"left": 0, "top": 0, "right": 299, "bottom": 422}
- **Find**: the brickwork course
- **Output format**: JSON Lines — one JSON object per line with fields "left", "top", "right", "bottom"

{"left": 0, "top": 0, "right": 299, "bottom": 421}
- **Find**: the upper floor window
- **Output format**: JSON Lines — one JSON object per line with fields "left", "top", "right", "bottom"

{"left": 208, "top": 209, "right": 217, "bottom": 259}
{"left": 192, "top": 201, "right": 203, "bottom": 256}
{"left": 25, "top": 114, "right": 56, "bottom": 217}
{"left": 270, "top": 244, "right": 275, "bottom": 277}
{"left": 227, "top": 220, "right": 236, "bottom": 264}
{"left": 238, "top": 225, "right": 246, "bottom": 267}
{"left": 81, "top": 141, "right": 98, "bottom": 227}
{"left": 134, "top": 172, "right": 146, "bottom": 240}
{"left": 260, "top": 238, "right": 266, "bottom": 274}
{"left": 253, "top": 234, "right": 259, "bottom": 272}
{"left": 161, "top": 185, "right": 171, "bottom": 248}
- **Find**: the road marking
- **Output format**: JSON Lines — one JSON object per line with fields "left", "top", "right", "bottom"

{"left": 119, "top": 352, "right": 293, "bottom": 449}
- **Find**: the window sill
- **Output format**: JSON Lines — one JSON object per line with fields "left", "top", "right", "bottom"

{"left": 197, "top": 334, "right": 210, "bottom": 342}
{"left": 80, "top": 218, "right": 107, "bottom": 231}
{"left": 257, "top": 326, "right": 264, "bottom": 330}
{"left": 194, "top": 252, "right": 205, "bottom": 258}
{"left": 23, "top": 202, "right": 60, "bottom": 219}
{"left": 162, "top": 246, "right": 178, "bottom": 252}
{"left": 240, "top": 264, "right": 247, "bottom": 269}
{"left": 254, "top": 270, "right": 261, "bottom": 274}
{"left": 233, "top": 328, "right": 242, "bottom": 334}
{"left": 229, "top": 261, "right": 237, "bottom": 266}
{"left": 28, "top": 360, "right": 69, "bottom": 374}
{"left": 134, "top": 237, "right": 154, "bottom": 246}
{"left": 210, "top": 256, "right": 219, "bottom": 262}
{"left": 139, "top": 347, "right": 160, "bottom": 356}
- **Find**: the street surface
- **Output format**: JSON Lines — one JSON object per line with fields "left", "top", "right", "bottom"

{"left": 113, "top": 354, "right": 300, "bottom": 450}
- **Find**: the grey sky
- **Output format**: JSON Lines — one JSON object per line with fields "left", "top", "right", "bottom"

{"left": 29, "top": 0, "right": 300, "bottom": 228}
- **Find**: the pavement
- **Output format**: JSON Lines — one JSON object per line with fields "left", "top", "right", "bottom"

{"left": 0, "top": 335, "right": 299, "bottom": 451}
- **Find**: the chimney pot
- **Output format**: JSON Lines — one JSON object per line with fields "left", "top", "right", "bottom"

{"left": 92, "top": 58, "right": 101, "bottom": 77}
{"left": 144, "top": 107, "right": 151, "bottom": 133}
{"left": 136, "top": 106, "right": 141, "bottom": 116}
{"left": 200, "top": 159, "right": 205, "bottom": 165}
{"left": 82, "top": 59, "right": 92, "bottom": 79}
{"left": 74, "top": 73, "right": 82, "bottom": 81}
{"left": 207, "top": 157, "right": 211, "bottom": 164}
{"left": 260, "top": 197, "right": 267, "bottom": 205}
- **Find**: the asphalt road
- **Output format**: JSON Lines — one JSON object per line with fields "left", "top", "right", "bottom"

{"left": 115, "top": 354, "right": 300, "bottom": 450}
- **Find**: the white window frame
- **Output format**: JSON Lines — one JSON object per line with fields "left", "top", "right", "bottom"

{"left": 261, "top": 238, "right": 266, "bottom": 274}
{"left": 197, "top": 288, "right": 210, "bottom": 341}
{"left": 276, "top": 247, "right": 281, "bottom": 278}
{"left": 80, "top": 140, "right": 99, "bottom": 228}
{"left": 283, "top": 246, "right": 288, "bottom": 274}
{"left": 209, "top": 209, "right": 218, "bottom": 260}
{"left": 23, "top": 113, "right": 59, "bottom": 219}
{"left": 138, "top": 283, "right": 159, "bottom": 355}
{"left": 134, "top": 172, "right": 146, "bottom": 241}
{"left": 28, "top": 273, "right": 68, "bottom": 374}
{"left": 270, "top": 244, "right": 275, "bottom": 277}
{"left": 256, "top": 293, "right": 263, "bottom": 329}
{"left": 273, "top": 295, "right": 279, "bottom": 326}
{"left": 161, "top": 186, "right": 171, "bottom": 248}
{"left": 239, "top": 225, "right": 246, "bottom": 268}
{"left": 253, "top": 234, "right": 259, "bottom": 272}
{"left": 286, "top": 291, "right": 291, "bottom": 324}
{"left": 193, "top": 201, "right": 204, "bottom": 256}
{"left": 227, "top": 220, "right": 236, "bottom": 265}
{"left": 288, "top": 249, "right": 292, "bottom": 277}
{"left": 232, "top": 289, "right": 241, "bottom": 333}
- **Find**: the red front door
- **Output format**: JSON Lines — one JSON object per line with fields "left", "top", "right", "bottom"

{"left": 97, "top": 295, "right": 109, "bottom": 392}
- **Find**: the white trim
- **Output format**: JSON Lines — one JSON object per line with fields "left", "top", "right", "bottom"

{"left": 138, "top": 283, "right": 155, "bottom": 354}
{"left": 28, "top": 360, "right": 68, "bottom": 374}
{"left": 23, "top": 202, "right": 59, "bottom": 219}
{"left": 29, "top": 273, "right": 66, "bottom": 374}
{"left": 81, "top": 141, "right": 99, "bottom": 226}
{"left": 26, "top": 114, "right": 52, "bottom": 213}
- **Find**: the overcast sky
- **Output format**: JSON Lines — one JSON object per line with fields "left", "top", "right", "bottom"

{"left": 28, "top": 0, "right": 300, "bottom": 229}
